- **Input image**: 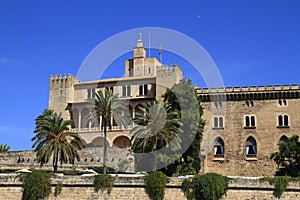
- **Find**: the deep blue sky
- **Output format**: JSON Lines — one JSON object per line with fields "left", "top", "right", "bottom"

{"left": 1, "top": 0, "right": 300, "bottom": 150}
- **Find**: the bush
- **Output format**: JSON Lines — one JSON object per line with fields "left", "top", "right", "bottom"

{"left": 54, "top": 182, "right": 63, "bottom": 197}
{"left": 183, "top": 173, "right": 229, "bottom": 200}
{"left": 181, "top": 179, "right": 193, "bottom": 200}
{"left": 21, "top": 170, "right": 52, "bottom": 200}
{"left": 94, "top": 174, "right": 115, "bottom": 193}
{"left": 89, "top": 166, "right": 117, "bottom": 174}
{"left": 144, "top": 171, "right": 167, "bottom": 200}
{"left": 260, "top": 176, "right": 300, "bottom": 198}
{"left": 61, "top": 170, "right": 83, "bottom": 175}
{"left": 193, "top": 173, "right": 229, "bottom": 200}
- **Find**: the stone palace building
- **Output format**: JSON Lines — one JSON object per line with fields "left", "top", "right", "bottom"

{"left": 47, "top": 35, "right": 300, "bottom": 176}
{"left": 48, "top": 35, "right": 182, "bottom": 149}
{"left": 1, "top": 35, "right": 299, "bottom": 177}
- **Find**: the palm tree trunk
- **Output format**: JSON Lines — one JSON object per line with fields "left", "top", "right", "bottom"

{"left": 53, "top": 154, "right": 58, "bottom": 173}
{"left": 103, "top": 119, "right": 107, "bottom": 174}
{"left": 154, "top": 135, "right": 157, "bottom": 171}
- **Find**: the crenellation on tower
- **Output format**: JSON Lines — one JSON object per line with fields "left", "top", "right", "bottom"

{"left": 291, "top": 84, "right": 299, "bottom": 89}
{"left": 249, "top": 86, "right": 257, "bottom": 91}
{"left": 241, "top": 86, "right": 248, "bottom": 91}
{"left": 257, "top": 86, "right": 264, "bottom": 91}
{"left": 48, "top": 73, "right": 80, "bottom": 120}
{"left": 233, "top": 87, "right": 240, "bottom": 92}
{"left": 197, "top": 84, "right": 300, "bottom": 94}
{"left": 282, "top": 85, "right": 290, "bottom": 90}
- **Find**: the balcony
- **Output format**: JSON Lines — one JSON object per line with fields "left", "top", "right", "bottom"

{"left": 71, "top": 125, "right": 133, "bottom": 133}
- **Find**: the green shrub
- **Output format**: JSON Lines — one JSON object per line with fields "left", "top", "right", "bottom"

{"left": 89, "top": 166, "right": 117, "bottom": 174}
{"left": 181, "top": 179, "right": 193, "bottom": 200}
{"left": 192, "top": 173, "right": 229, "bottom": 200}
{"left": 144, "top": 171, "right": 167, "bottom": 200}
{"left": 21, "top": 170, "right": 52, "bottom": 200}
{"left": 54, "top": 182, "right": 63, "bottom": 197}
{"left": 61, "top": 170, "right": 83, "bottom": 175}
{"left": 94, "top": 174, "right": 115, "bottom": 193}
{"left": 260, "top": 176, "right": 300, "bottom": 198}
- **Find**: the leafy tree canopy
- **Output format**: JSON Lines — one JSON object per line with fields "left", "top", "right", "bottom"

{"left": 0, "top": 144, "right": 10, "bottom": 152}
{"left": 161, "top": 78, "right": 205, "bottom": 176}
{"left": 271, "top": 135, "right": 300, "bottom": 177}
{"left": 32, "top": 109, "right": 83, "bottom": 173}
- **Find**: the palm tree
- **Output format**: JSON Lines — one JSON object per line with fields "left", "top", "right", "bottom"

{"left": 32, "top": 109, "right": 83, "bottom": 173}
{"left": 0, "top": 144, "right": 10, "bottom": 152}
{"left": 130, "top": 101, "right": 182, "bottom": 171}
{"left": 89, "top": 89, "right": 131, "bottom": 174}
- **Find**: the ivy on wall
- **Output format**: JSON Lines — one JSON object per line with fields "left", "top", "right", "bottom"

{"left": 182, "top": 173, "right": 229, "bottom": 200}
{"left": 260, "top": 176, "right": 300, "bottom": 198}
{"left": 21, "top": 171, "right": 52, "bottom": 200}
{"left": 144, "top": 171, "right": 167, "bottom": 200}
{"left": 94, "top": 174, "right": 115, "bottom": 193}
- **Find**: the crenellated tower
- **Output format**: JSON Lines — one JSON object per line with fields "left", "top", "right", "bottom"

{"left": 125, "top": 33, "right": 182, "bottom": 83}
{"left": 48, "top": 74, "right": 80, "bottom": 120}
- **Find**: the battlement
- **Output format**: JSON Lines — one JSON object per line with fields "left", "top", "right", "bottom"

{"left": 197, "top": 84, "right": 299, "bottom": 94}
{"left": 197, "top": 84, "right": 300, "bottom": 102}
{"left": 50, "top": 73, "right": 80, "bottom": 82}
{"left": 50, "top": 73, "right": 80, "bottom": 89}
{"left": 156, "top": 64, "right": 182, "bottom": 74}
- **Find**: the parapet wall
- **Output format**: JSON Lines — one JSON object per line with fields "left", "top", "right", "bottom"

{"left": 156, "top": 64, "right": 182, "bottom": 74}
{"left": 0, "top": 175, "right": 299, "bottom": 200}
{"left": 197, "top": 84, "right": 299, "bottom": 94}
{"left": 0, "top": 147, "right": 134, "bottom": 173}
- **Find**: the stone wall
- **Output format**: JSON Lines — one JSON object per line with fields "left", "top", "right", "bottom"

{"left": 0, "top": 174, "right": 299, "bottom": 200}
{"left": 0, "top": 147, "right": 134, "bottom": 173}
{"left": 198, "top": 85, "right": 300, "bottom": 177}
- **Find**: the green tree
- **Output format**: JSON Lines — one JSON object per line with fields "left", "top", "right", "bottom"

{"left": 270, "top": 135, "right": 300, "bottom": 177}
{"left": 0, "top": 144, "right": 10, "bottom": 152}
{"left": 21, "top": 170, "right": 52, "bottom": 200}
{"left": 32, "top": 109, "right": 83, "bottom": 173}
{"left": 162, "top": 78, "right": 205, "bottom": 176}
{"left": 131, "top": 101, "right": 182, "bottom": 171}
{"left": 89, "top": 89, "right": 130, "bottom": 174}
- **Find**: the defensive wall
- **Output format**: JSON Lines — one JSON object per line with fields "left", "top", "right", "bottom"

{"left": 0, "top": 148, "right": 134, "bottom": 173}
{"left": 0, "top": 174, "right": 299, "bottom": 199}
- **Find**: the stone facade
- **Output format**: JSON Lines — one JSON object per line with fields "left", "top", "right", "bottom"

{"left": 0, "top": 174, "right": 299, "bottom": 200}
{"left": 0, "top": 148, "right": 134, "bottom": 173}
{"left": 198, "top": 85, "right": 300, "bottom": 177}
{"left": 48, "top": 34, "right": 182, "bottom": 149}
{"left": 39, "top": 34, "right": 300, "bottom": 177}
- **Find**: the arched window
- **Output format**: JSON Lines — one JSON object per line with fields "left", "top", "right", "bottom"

{"left": 214, "top": 137, "right": 224, "bottom": 157}
{"left": 139, "top": 84, "right": 148, "bottom": 96}
{"left": 144, "top": 84, "right": 148, "bottom": 95}
{"left": 246, "top": 136, "right": 257, "bottom": 157}
{"left": 278, "top": 99, "right": 288, "bottom": 106}
{"left": 278, "top": 114, "right": 289, "bottom": 127}
{"left": 279, "top": 135, "right": 288, "bottom": 143}
{"left": 213, "top": 116, "right": 224, "bottom": 129}
{"left": 219, "top": 117, "right": 224, "bottom": 128}
{"left": 284, "top": 115, "right": 289, "bottom": 126}
{"left": 278, "top": 115, "right": 283, "bottom": 126}
{"left": 214, "top": 117, "right": 218, "bottom": 128}
{"left": 251, "top": 116, "right": 255, "bottom": 127}
{"left": 139, "top": 85, "right": 143, "bottom": 96}
{"left": 245, "top": 115, "right": 256, "bottom": 128}
{"left": 92, "top": 88, "right": 95, "bottom": 98}
{"left": 127, "top": 86, "right": 131, "bottom": 96}
{"left": 122, "top": 86, "right": 126, "bottom": 97}
{"left": 245, "top": 116, "right": 250, "bottom": 127}
{"left": 87, "top": 89, "right": 91, "bottom": 99}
